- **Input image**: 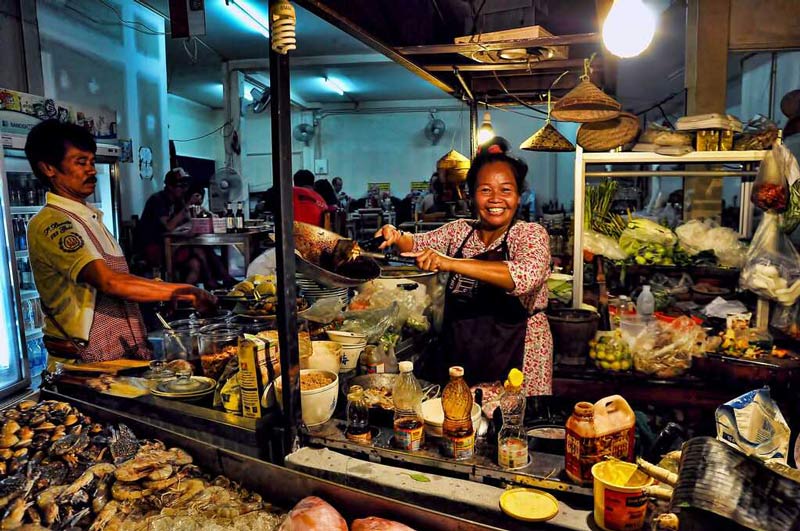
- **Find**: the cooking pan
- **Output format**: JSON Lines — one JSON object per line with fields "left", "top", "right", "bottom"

{"left": 293, "top": 222, "right": 381, "bottom": 287}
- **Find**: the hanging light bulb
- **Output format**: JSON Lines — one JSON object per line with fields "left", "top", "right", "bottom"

{"left": 602, "top": 0, "right": 656, "bottom": 58}
{"left": 477, "top": 111, "right": 495, "bottom": 145}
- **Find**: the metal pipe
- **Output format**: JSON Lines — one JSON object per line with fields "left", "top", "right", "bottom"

{"left": 768, "top": 52, "right": 778, "bottom": 121}
{"left": 585, "top": 170, "right": 758, "bottom": 177}
{"left": 469, "top": 101, "right": 478, "bottom": 158}
{"left": 453, "top": 68, "right": 474, "bottom": 101}
{"left": 269, "top": 46, "right": 301, "bottom": 459}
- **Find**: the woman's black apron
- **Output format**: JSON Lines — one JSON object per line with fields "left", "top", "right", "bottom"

{"left": 436, "top": 221, "right": 530, "bottom": 386}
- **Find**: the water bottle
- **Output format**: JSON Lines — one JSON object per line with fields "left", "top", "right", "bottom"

{"left": 392, "top": 361, "right": 424, "bottom": 451}
{"left": 498, "top": 369, "right": 528, "bottom": 469}
{"left": 636, "top": 285, "right": 655, "bottom": 320}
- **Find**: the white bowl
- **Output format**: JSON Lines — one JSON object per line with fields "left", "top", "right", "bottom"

{"left": 274, "top": 369, "right": 339, "bottom": 427}
{"left": 420, "top": 398, "right": 482, "bottom": 438}
{"left": 302, "top": 341, "right": 342, "bottom": 374}
{"left": 327, "top": 330, "right": 367, "bottom": 345}
{"left": 339, "top": 343, "right": 366, "bottom": 372}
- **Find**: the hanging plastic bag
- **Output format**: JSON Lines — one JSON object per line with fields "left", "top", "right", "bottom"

{"left": 751, "top": 143, "right": 795, "bottom": 213}
{"left": 740, "top": 212, "right": 800, "bottom": 305}
{"left": 771, "top": 302, "right": 800, "bottom": 340}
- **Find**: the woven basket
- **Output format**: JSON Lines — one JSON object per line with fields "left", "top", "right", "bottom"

{"left": 577, "top": 112, "right": 640, "bottom": 151}
{"left": 520, "top": 122, "right": 575, "bottom": 152}
{"left": 551, "top": 79, "right": 621, "bottom": 123}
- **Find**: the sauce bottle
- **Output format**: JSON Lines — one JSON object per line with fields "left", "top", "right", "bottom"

{"left": 345, "top": 385, "right": 371, "bottom": 444}
{"left": 498, "top": 368, "right": 528, "bottom": 469}
{"left": 441, "top": 366, "right": 474, "bottom": 460}
{"left": 392, "top": 361, "right": 424, "bottom": 451}
{"left": 564, "top": 395, "right": 635, "bottom": 485}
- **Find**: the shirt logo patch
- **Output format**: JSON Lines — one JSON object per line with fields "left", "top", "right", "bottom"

{"left": 59, "top": 232, "right": 84, "bottom": 253}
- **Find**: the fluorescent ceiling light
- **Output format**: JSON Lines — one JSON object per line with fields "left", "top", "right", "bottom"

{"left": 322, "top": 77, "right": 347, "bottom": 96}
{"left": 227, "top": 0, "right": 270, "bottom": 38}
{"left": 243, "top": 88, "right": 253, "bottom": 102}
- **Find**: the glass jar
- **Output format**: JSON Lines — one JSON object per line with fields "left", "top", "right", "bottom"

{"left": 166, "top": 318, "right": 209, "bottom": 361}
{"left": 198, "top": 324, "right": 242, "bottom": 379}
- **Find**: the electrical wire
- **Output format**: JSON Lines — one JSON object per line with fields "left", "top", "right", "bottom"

{"left": 172, "top": 122, "right": 234, "bottom": 143}
{"left": 62, "top": 1, "right": 165, "bottom": 36}
{"left": 478, "top": 101, "right": 547, "bottom": 121}
{"left": 491, "top": 71, "right": 550, "bottom": 117}
{"left": 96, "top": 0, "right": 165, "bottom": 34}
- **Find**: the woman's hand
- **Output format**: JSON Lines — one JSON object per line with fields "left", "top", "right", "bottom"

{"left": 375, "top": 224, "right": 402, "bottom": 250}
{"left": 402, "top": 248, "right": 455, "bottom": 273}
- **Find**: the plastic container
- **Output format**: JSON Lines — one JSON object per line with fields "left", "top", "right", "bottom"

{"left": 564, "top": 395, "right": 636, "bottom": 485}
{"left": 498, "top": 369, "right": 529, "bottom": 469}
{"left": 358, "top": 345, "right": 384, "bottom": 375}
{"left": 393, "top": 361, "right": 425, "bottom": 451}
{"left": 441, "top": 366, "right": 475, "bottom": 460}
{"left": 636, "top": 286, "right": 655, "bottom": 320}
{"left": 345, "top": 385, "right": 371, "bottom": 443}
{"left": 591, "top": 460, "right": 652, "bottom": 531}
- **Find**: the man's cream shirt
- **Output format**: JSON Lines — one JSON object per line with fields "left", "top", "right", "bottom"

{"left": 28, "top": 192, "right": 123, "bottom": 341}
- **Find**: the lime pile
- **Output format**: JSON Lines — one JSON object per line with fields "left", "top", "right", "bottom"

{"left": 588, "top": 331, "right": 632, "bottom": 372}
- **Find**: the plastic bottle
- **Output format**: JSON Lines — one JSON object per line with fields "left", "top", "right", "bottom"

{"left": 345, "top": 385, "right": 371, "bottom": 443}
{"left": 380, "top": 340, "right": 399, "bottom": 374}
{"left": 564, "top": 395, "right": 636, "bottom": 485}
{"left": 497, "top": 369, "right": 528, "bottom": 469}
{"left": 636, "top": 285, "right": 655, "bottom": 320}
{"left": 441, "top": 366, "right": 475, "bottom": 460}
{"left": 393, "top": 361, "right": 425, "bottom": 451}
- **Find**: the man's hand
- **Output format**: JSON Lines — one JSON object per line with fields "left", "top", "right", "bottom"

{"left": 401, "top": 248, "right": 455, "bottom": 273}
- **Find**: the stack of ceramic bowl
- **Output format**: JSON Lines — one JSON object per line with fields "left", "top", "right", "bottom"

{"left": 326, "top": 330, "right": 367, "bottom": 372}
{"left": 296, "top": 273, "right": 349, "bottom": 305}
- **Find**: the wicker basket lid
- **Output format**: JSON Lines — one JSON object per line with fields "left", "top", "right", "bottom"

{"left": 520, "top": 122, "right": 575, "bottom": 152}
{"left": 551, "top": 79, "right": 621, "bottom": 123}
{"left": 577, "top": 112, "right": 640, "bottom": 151}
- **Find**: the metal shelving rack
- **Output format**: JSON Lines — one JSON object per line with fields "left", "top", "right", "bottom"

{"left": 571, "top": 146, "right": 769, "bottom": 308}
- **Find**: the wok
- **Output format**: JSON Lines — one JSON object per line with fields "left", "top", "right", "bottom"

{"left": 293, "top": 222, "right": 381, "bottom": 287}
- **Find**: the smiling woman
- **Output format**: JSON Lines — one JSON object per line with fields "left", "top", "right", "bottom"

{"left": 375, "top": 137, "right": 553, "bottom": 396}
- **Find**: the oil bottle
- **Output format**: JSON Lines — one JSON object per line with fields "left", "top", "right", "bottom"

{"left": 345, "top": 385, "right": 371, "bottom": 444}
{"left": 392, "top": 361, "right": 424, "bottom": 451}
{"left": 441, "top": 366, "right": 474, "bottom": 460}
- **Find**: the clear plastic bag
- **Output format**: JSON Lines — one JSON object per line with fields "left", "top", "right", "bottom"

{"left": 675, "top": 219, "right": 747, "bottom": 268}
{"left": 751, "top": 143, "right": 794, "bottom": 213}
{"left": 588, "top": 330, "right": 632, "bottom": 372}
{"left": 771, "top": 302, "right": 800, "bottom": 340}
{"left": 583, "top": 230, "right": 627, "bottom": 261}
{"left": 341, "top": 302, "right": 399, "bottom": 343}
{"left": 740, "top": 212, "right": 800, "bottom": 305}
{"left": 631, "top": 317, "right": 706, "bottom": 378}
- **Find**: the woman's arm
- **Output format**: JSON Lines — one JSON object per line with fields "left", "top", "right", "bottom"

{"left": 78, "top": 259, "right": 216, "bottom": 312}
{"left": 404, "top": 249, "right": 515, "bottom": 291}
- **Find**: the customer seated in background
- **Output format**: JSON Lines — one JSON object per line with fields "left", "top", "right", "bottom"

{"left": 183, "top": 186, "right": 236, "bottom": 288}
{"left": 293, "top": 169, "right": 333, "bottom": 227}
{"left": 314, "top": 178, "right": 339, "bottom": 207}
{"left": 332, "top": 176, "right": 351, "bottom": 210}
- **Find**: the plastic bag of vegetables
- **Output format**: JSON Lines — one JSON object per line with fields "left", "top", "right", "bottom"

{"left": 751, "top": 142, "right": 795, "bottom": 213}
{"left": 771, "top": 302, "right": 800, "bottom": 340}
{"left": 583, "top": 230, "right": 627, "bottom": 261}
{"left": 740, "top": 212, "right": 800, "bottom": 305}
{"left": 631, "top": 317, "right": 706, "bottom": 378}
{"left": 618, "top": 218, "right": 678, "bottom": 265}
{"left": 675, "top": 219, "right": 747, "bottom": 268}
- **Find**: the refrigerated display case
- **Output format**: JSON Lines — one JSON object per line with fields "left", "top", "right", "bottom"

{"left": 0, "top": 147, "right": 31, "bottom": 399}
{"left": 0, "top": 132, "right": 121, "bottom": 381}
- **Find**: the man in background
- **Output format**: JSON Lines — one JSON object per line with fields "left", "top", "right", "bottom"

{"left": 294, "top": 169, "right": 333, "bottom": 227}
{"left": 332, "top": 176, "right": 351, "bottom": 210}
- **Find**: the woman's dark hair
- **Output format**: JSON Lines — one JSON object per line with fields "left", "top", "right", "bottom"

{"left": 466, "top": 136, "right": 528, "bottom": 196}
{"left": 313, "top": 179, "right": 339, "bottom": 206}
{"left": 24, "top": 119, "right": 97, "bottom": 188}
{"left": 293, "top": 169, "right": 315, "bottom": 187}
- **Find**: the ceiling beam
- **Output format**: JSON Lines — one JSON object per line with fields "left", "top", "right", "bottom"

{"left": 427, "top": 58, "right": 589, "bottom": 72}
{"left": 292, "top": 0, "right": 454, "bottom": 95}
{"left": 226, "top": 54, "right": 392, "bottom": 72}
{"left": 395, "top": 33, "right": 600, "bottom": 55}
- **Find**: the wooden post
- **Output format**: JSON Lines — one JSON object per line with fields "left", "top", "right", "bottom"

{"left": 683, "top": 0, "right": 731, "bottom": 221}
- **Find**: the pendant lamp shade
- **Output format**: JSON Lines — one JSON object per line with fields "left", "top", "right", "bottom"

{"left": 520, "top": 122, "right": 575, "bottom": 152}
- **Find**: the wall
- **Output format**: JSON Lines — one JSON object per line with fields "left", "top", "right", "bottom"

{"left": 36, "top": 0, "right": 169, "bottom": 221}
{"left": 167, "top": 94, "right": 226, "bottom": 168}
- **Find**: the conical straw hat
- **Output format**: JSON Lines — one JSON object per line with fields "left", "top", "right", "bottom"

{"left": 520, "top": 122, "right": 575, "bottom": 152}
{"left": 437, "top": 149, "right": 471, "bottom": 183}
{"left": 551, "top": 78, "right": 621, "bottom": 123}
{"left": 577, "top": 112, "right": 640, "bottom": 151}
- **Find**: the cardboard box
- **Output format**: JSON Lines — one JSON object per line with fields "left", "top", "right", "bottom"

{"left": 237, "top": 336, "right": 269, "bottom": 419}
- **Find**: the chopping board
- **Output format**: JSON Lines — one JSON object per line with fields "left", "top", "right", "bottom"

{"left": 60, "top": 359, "right": 150, "bottom": 375}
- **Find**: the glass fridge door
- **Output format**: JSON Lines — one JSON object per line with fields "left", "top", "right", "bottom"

{"left": 0, "top": 149, "right": 31, "bottom": 398}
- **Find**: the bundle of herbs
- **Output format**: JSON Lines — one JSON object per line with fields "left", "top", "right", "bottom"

{"left": 585, "top": 181, "right": 627, "bottom": 239}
